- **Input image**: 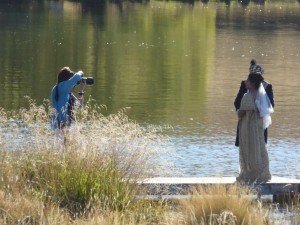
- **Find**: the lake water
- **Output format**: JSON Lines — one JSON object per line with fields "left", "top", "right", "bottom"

{"left": 0, "top": 0, "right": 300, "bottom": 178}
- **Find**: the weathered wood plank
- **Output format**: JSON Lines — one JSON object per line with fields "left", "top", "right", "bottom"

{"left": 142, "top": 176, "right": 300, "bottom": 184}
{"left": 140, "top": 177, "right": 300, "bottom": 196}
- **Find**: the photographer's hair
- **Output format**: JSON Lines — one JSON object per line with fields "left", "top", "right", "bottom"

{"left": 248, "top": 73, "right": 264, "bottom": 90}
{"left": 55, "top": 67, "right": 74, "bottom": 101}
{"left": 57, "top": 67, "right": 74, "bottom": 83}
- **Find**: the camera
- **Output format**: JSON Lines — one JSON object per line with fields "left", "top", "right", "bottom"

{"left": 77, "top": 77, "right": 94, "bottom": 85}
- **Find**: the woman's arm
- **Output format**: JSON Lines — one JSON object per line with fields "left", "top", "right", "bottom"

{"left": 67, "top": 71, "right": 83, "bottom": 88}
{"left": 67, "top": 71, "right": 85, "bottom": 109}
{"left": 61, "top": 71, "right": 84, "bottom": 94}
{"left": 266, "top": 84, "right": 274, "bottom": 108}
{"left": 234, "top": 80, "right": 247, "bottom": 111}
{"left": 51, "top": 86, "right": 58, "bottom": 109}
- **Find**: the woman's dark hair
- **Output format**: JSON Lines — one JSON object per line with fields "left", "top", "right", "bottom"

{"left": 55, "top": 67, "right": 74, "bottom": 101}
{"left": 248, "top": 73, "right": 263, "bottom": 90}
{"left": 57, "top": 67, "right": 74, "bottom": 83}
{"left": 250, "top": 59, "right": 256, "bottom": 67}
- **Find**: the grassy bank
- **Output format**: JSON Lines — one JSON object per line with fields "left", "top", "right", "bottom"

{"left": 0, "top": 98, "right": 296, "bottom": 224}
{"left": 0, "top": 98, "right": 172, "bottom": 223}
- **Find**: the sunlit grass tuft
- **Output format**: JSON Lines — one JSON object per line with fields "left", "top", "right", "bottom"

{"left": 10, "top": 149, "right": 136, "bottom": 214}
{"left": 0, "top": 190, "right": 70, "bottom": 225}
{"left": 180, "top": 184, "right": 269, "bottom": 225}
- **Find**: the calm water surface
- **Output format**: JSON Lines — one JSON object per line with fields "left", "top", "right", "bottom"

{"left": 0, "top": 0, "right": 300, "bottom": 178}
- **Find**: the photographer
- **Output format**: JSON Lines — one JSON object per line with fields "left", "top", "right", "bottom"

{"left": 50, "top": 67, "right": 85, "bottom": 133}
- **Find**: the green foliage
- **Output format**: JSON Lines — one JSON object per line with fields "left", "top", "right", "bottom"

{"left": 15, "top": 148, "right": 136, "bottom": 214}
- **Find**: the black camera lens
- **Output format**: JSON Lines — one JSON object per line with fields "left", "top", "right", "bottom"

{"left": 77, "top": 77, "right": 94, "bottom": 85}
{"left": 83, "top": 77, "right": 94, "bottom": 85}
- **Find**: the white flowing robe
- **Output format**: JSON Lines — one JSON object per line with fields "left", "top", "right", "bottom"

{"left": 237, "top": 93, "right": 271, "bottom": 183}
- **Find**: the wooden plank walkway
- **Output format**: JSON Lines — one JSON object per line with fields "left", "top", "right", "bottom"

{"left": 140, "top": 177, "right": 300, "bottom": 197}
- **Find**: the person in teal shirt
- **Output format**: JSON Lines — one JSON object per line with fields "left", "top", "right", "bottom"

{"left": 51, "top": 67, "right": 85, "bottom": 130}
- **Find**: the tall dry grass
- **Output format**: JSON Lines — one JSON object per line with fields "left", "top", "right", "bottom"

{"left": 0, "top": 97, "right": 277, "bottom": 225}
{"left": 180, "top": 184, "right": 269, "bottom": 225}
{"left": 0, "top": 97, "right": 171, "bottom": 176}
{"left": 267, "top": 195, "right": 300, "bottom": 225}
{"left": 0, "top": 97, "right": 173, "bottom": 224}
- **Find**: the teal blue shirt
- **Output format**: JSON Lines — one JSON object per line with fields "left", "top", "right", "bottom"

{"left": 51, "top": 71, "right": 83, "bottom": 129}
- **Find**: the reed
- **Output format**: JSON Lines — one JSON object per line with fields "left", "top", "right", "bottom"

{"left": 180, "top": 184, "right": 269, "bottom": 225}
{"left": 0, "top": 97, "right": 172, "bottom": 223}
{"left": 0, "top": 97, "right": 290, "bottom": 225}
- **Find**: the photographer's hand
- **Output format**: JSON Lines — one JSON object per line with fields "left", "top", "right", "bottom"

{"left": 79, "top": 80, "right": 85, "bottom": 93}
{"left": 78, "top": 81, "right": 86, "bottom": 107}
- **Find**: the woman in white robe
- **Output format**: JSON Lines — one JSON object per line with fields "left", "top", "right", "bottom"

{"left": 236, "top": 73, "right": 273, "bottom": 184}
